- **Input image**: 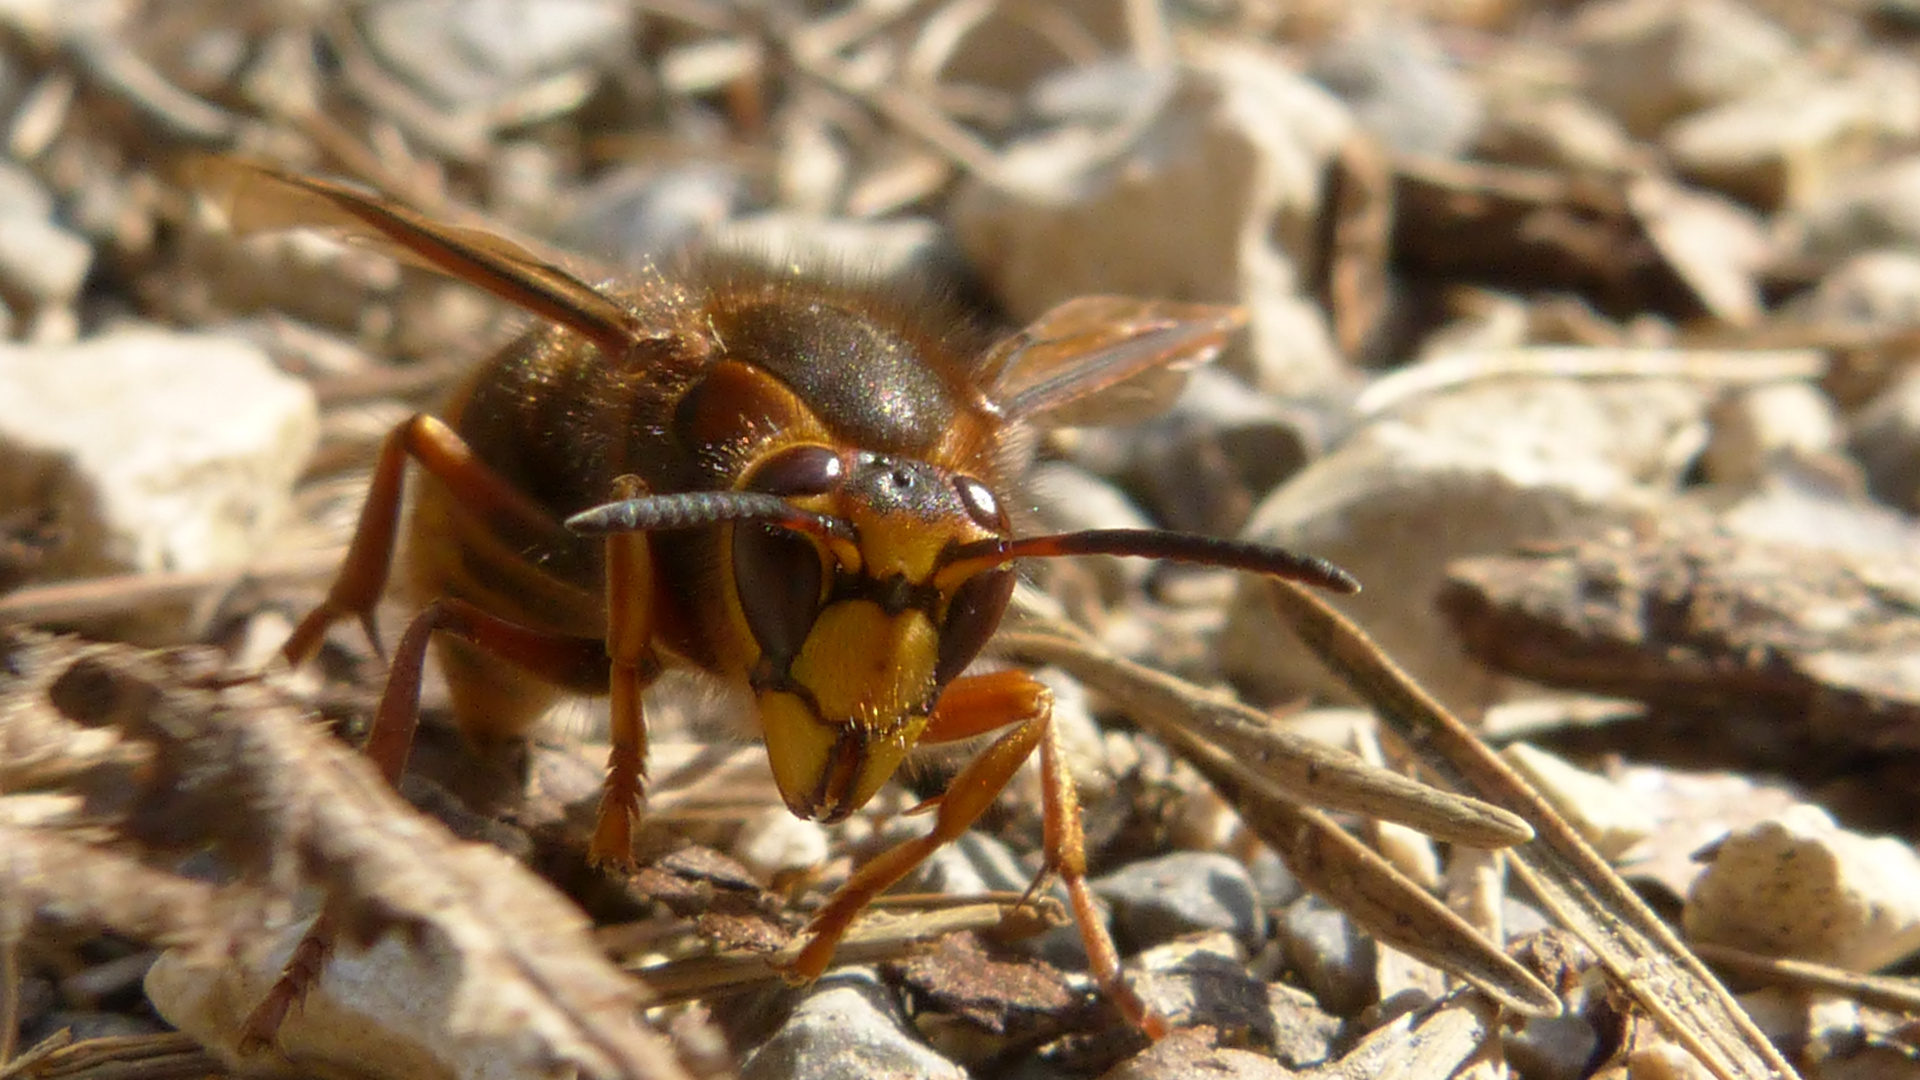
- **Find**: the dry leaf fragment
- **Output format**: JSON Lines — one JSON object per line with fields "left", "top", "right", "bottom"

{"left": 0, "top": 631, "right": 704, "bottom": 1080}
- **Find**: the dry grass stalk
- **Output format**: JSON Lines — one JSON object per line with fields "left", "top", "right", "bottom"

{"left": 997, "top": 592, "right": 1560, "bottom": 1017}
{"left": 1260, "top": 579, "right": 1801, "bottom": 1080}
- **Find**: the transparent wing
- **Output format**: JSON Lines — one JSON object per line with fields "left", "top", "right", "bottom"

{"left": 979, "top": 297, "right": 1247, "bottom": 426}
{"left": 189, "top": 158, "right": 651, "bottom": 357}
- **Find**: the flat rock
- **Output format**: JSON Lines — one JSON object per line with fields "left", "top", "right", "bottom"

{"left": 739, "top": 969, "right": 965, "bottom": 1080}
{"left": 1441, "top": 527, "right": 1920, "bottom": 751}
{"left": 0, "top": 328, "right": 318, "bottom": 584}
{"left": 1224, "top": 376, "right": 1706, "bottom": 710}
{"left": 885, "top": 934, "right": 1081, "bottom": 1067}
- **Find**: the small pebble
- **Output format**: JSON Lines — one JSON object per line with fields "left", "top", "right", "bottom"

{"left": 1502, "top": 743, "right": 1656, "bottom": 860}
{"left": 1505, "top": 1013, "right": 1601, "bottom": 1080}
{"left": 1277, "top": 894, "right": 1377, "bottom": 1016}
{"left": 1093, "top": 851, "right": 1267, "bottom": 955}
{"left": 1132, "top": 935, "right": 1339, "bottom": 1067}
{"left": 1702, "top": 382, "right": 1839, "bottom": 490}
{"left": 739, "top": 969, "right": 965, "bottom": 1080}
{"left": 915, "top": 829, "right": 1095, "bottom": 971}
{"left": 1247, "top": 846, "right": 1302, "bottom": 909}
{"left": 732, "top": 807, "right": 830, "bottom": 884}
{"left": 1684, "top": 804, "right": 1920, "bottom": 971}
{"left": 363, "top": 0, "right": 631, "bottom": 108}
{"left": 0, "top": 212, "right": 91, "bottom": 309}
{"left": 1310, "top": 20, "right": 1483, "bottom": 158}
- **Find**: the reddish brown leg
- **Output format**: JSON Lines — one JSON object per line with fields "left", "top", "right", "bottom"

{"left": 238, "top": 907, "right": 338, "bottom": 1051}
{"left": 363, "top": 598, "right": 609, "bottom": 783}
{"left": 590, "top": 475, "right": 659, "bottom": 868}
{"left": 281, "top": 413, "right": 566, "bottom": 665}
{"left": 243, "top": 598, "right": 607, "bottom": 1045}
{"left": 783, "top": 668, "right": 1167, "bottom": 1038}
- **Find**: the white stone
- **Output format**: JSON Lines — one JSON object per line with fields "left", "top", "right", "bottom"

{"left": 1574, "top": 0, "right": 1797, "bottom": 136}
{"left": 0, "top": 207, "right": 92, "bottom": 306}
{"left": 1663, "top": 67, "right": 1917, "bottom": 210}
{"left": 1684, "top": 804, "right": 1920, "bottom": 971}
{"left": 1791, "top": 155, "right": 1920, "bottom": 257}
{"left": 732, "top": 807, "right": 830, "bottom": 884}
{"left": 1224, "top": 376, "right": 1707, "bottom": 710}
{"left": 1501, "top": 743, "right": 1655, "bottom": 861}
{"left": 951, "top": 41, "right": 1351, "bottom": 396}
{"left": 1701, "top": 382, "right": 1839, "bottom": 489}
{"left": 0, "top": 328, "right": 319, "bottom": 579}
{"left": 1797, "top": 249, "right": 1920, "bottom": 327}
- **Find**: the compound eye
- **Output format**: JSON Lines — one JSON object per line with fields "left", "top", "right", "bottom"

{"left": 749, "top": 445, "right": 844, "bottom": 496}
{"left": 954, "top": 476, "right": 1003, "bottom": 531}
{"left": 934, "top": 568, "right": 1015, "bottom": 686}
{"left": 733, "top": 525, "right": 824, "bottom": 668}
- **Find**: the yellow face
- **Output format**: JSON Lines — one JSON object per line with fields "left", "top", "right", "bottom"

{"left": 759, "top": 601, "right": 938, "bottom": 821}
{"left": 730, "top": 447, "right": 1012, "bottom": 822}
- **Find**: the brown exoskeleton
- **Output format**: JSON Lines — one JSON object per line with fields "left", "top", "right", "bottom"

{"left": 199, "top": 160, "right": 1359, "bottom": 1039}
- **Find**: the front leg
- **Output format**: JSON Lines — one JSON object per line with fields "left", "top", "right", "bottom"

{"left": 592, "top": 474, "right": 660, "bottom": 867}
{"left": 783, "top": 668, "right": 1167, "bottom": 1037}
